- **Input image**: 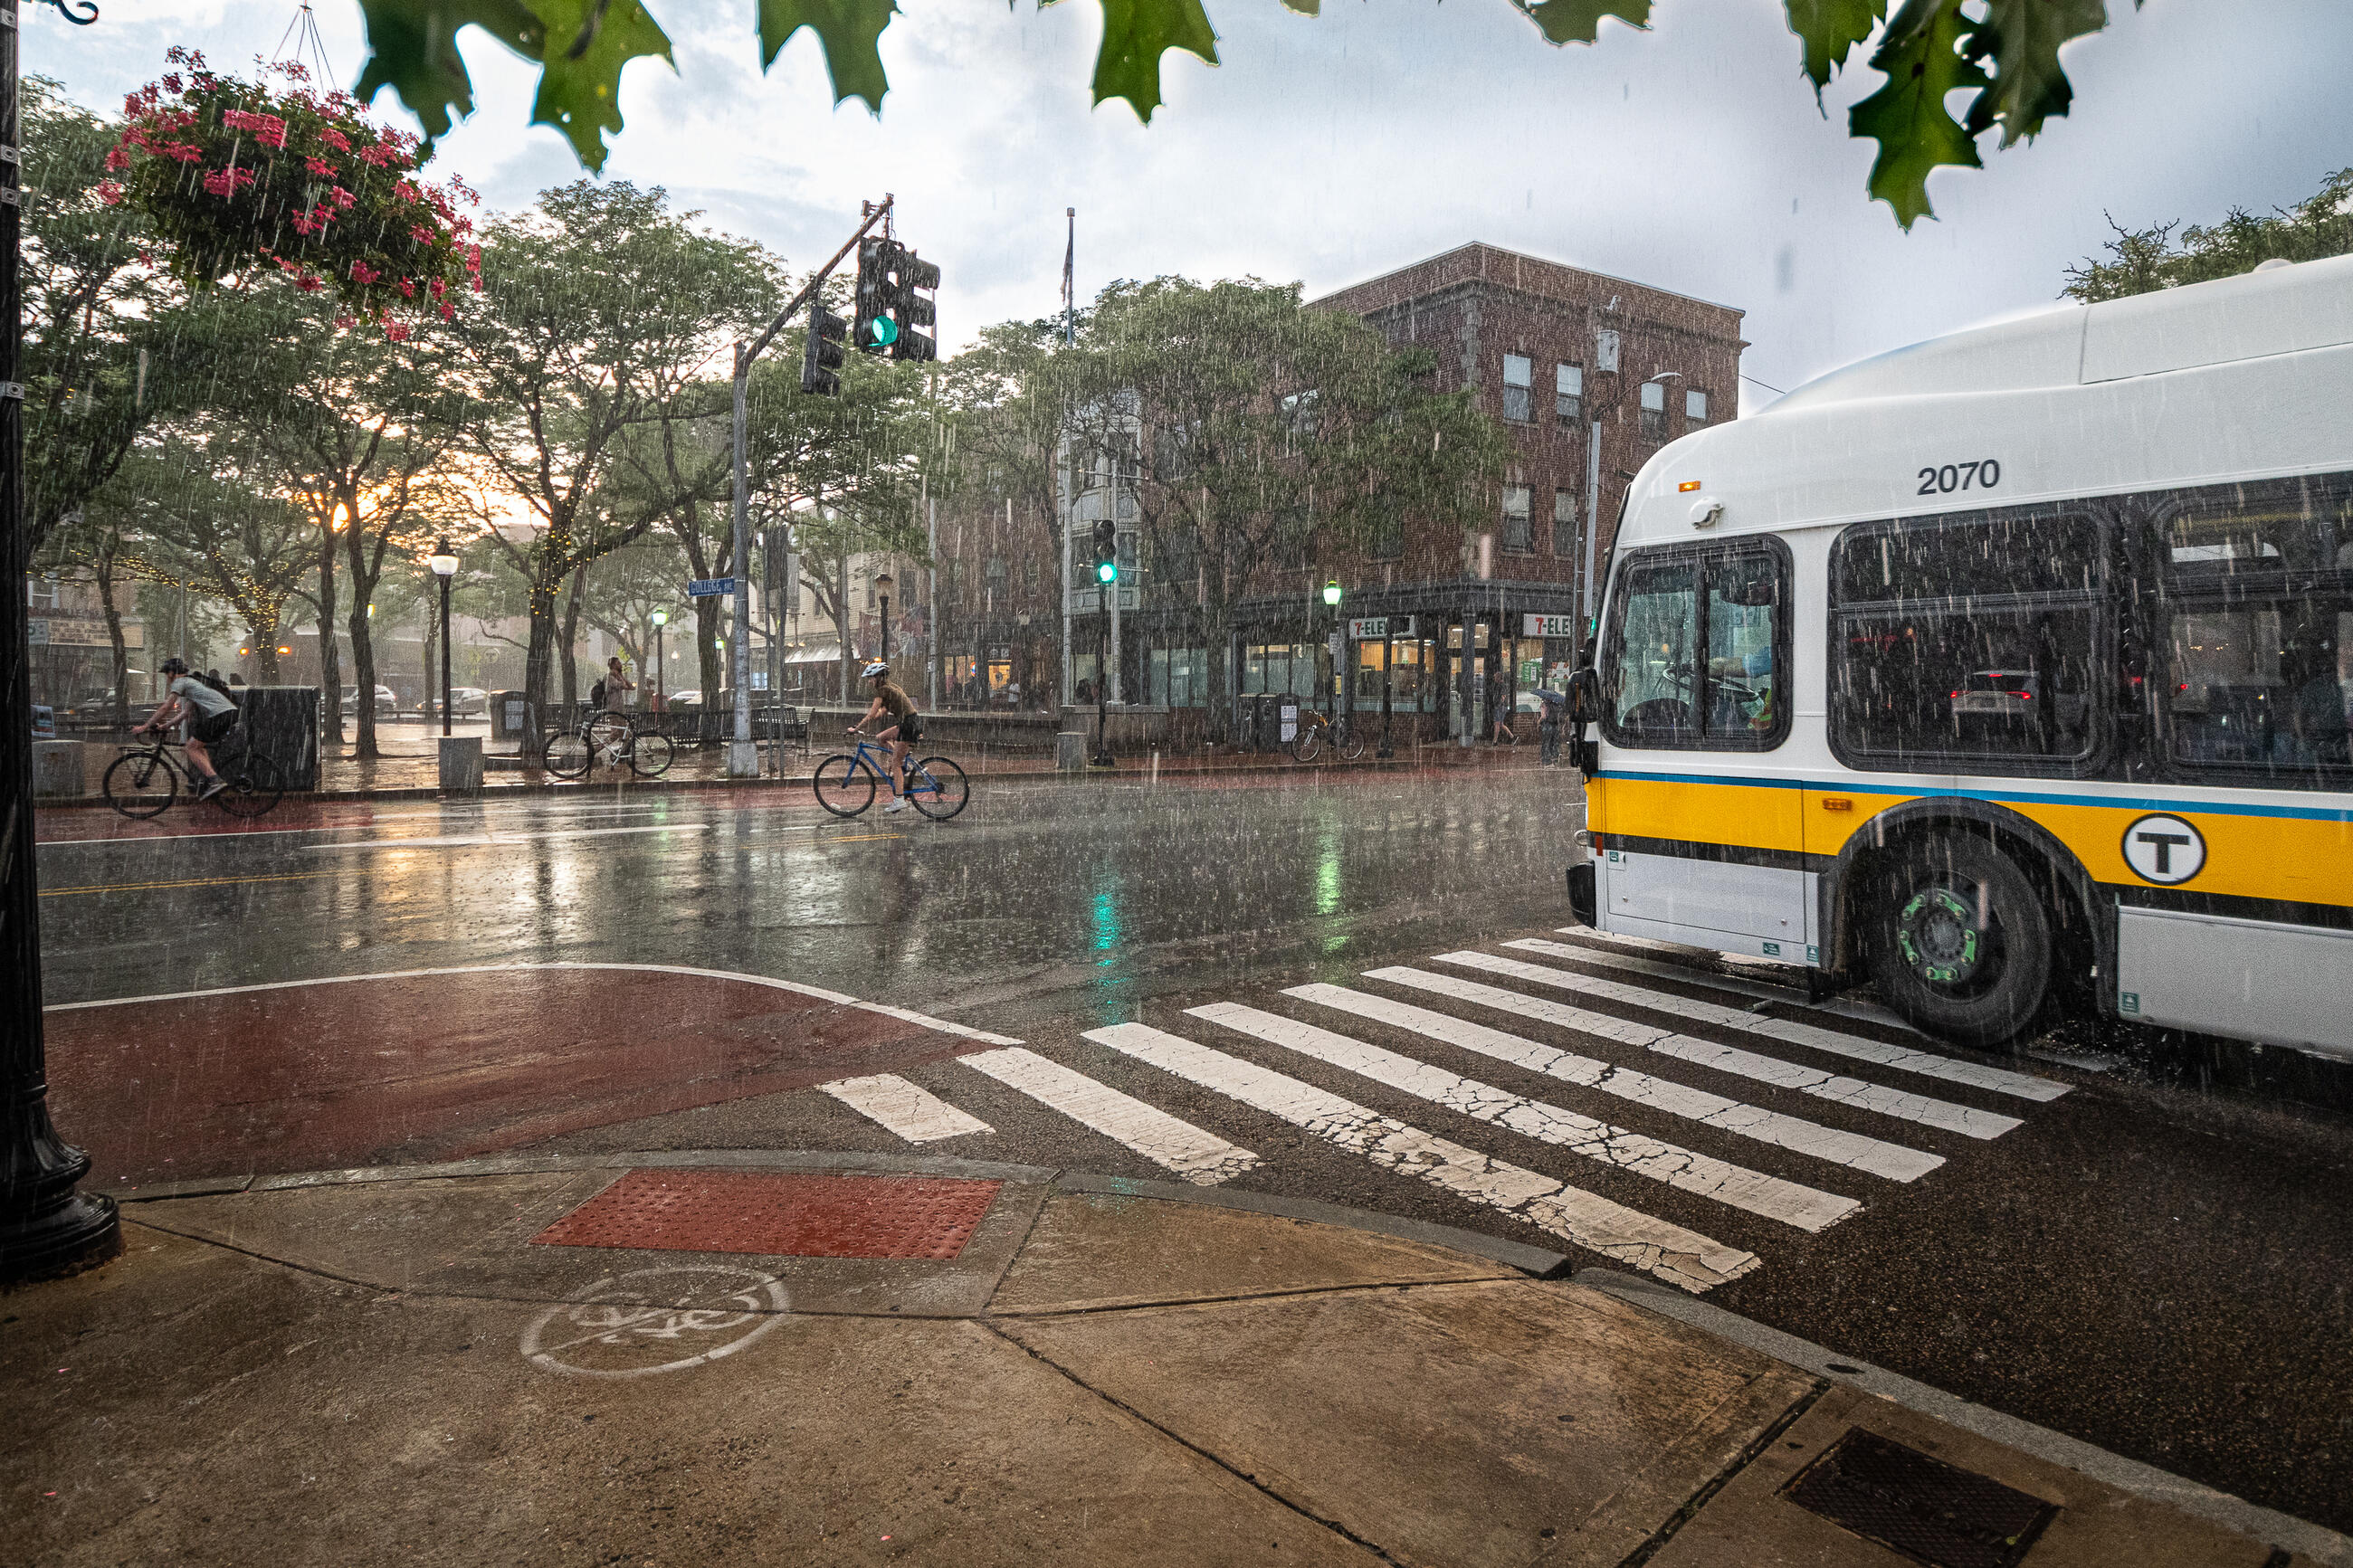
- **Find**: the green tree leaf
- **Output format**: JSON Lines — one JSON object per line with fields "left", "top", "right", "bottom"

{"left": 1960, "top": 0, "right": 2109, "bottom": 147}
{"left": 353, "top": 0, "right": 547, "bottom": 140}
{"left": 1091, "top": 0, "right": 1219, "bottom": 124}
{"left": 527, "top": 0, "right": 676, "bottom": 171}
{"left": 1507, "top": 0, "right": 1651, "bottom": 47}
{"left": 1785, "top": 0, "right": 1884, "bottom": 96}
{"left": 757, "top": 0, "right": 901, "bottom": 114}
{"left": 1849, "top": 0, "right": 1986, "bottom": 229}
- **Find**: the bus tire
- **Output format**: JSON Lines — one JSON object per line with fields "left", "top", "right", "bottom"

{"left": 1864, "top": 834, "right": 2053, "bottom": 1052}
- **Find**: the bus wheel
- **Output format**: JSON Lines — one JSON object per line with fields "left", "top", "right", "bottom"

{"left": 1865, "top": 835, "right": 2053, "bottom": 1051}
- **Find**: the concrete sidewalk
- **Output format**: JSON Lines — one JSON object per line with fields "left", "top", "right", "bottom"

{"left": 5, "top": 1154, "right": 2339, "bottom": 1568}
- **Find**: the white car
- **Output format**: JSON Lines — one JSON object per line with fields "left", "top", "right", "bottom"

{"left": 444, "top": 686, "right": 490, "bottom": 716}
{"left": 338, "top": 684, "right": 402, "bottom": 717}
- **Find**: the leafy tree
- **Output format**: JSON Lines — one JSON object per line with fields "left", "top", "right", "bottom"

{"left": 442, "top": 179, "right": 781, "bottom": 733}
{"left": 346, "top": 0, "right": 2146, "bottom": 225}
{"left": 2062, "top": 168, "right": 2353, "bottom": 302}
{"left": 1068, "top": 277, "right": 1507, "bottom": 738}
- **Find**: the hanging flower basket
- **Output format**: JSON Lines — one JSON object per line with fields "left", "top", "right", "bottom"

{"left": 100, "top": 51, "right": 480, "bottom": 337}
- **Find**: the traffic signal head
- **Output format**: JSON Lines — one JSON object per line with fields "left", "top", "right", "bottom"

{"left": 802, "top": 301, "right": 848, "bottom": 396}
{"left": 853, "top": 238, "right": 941, "bottom": 362}
{"left": 1092, "top": 518, "right": 1118, "bottom": 584}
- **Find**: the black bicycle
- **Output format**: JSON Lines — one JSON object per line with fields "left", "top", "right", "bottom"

{"left": 102, "top": 732, "right": 285, "bottom": 821}
{"left": 1290, "top": 710, "right": 1366, "bottom": 763}
{"left": 544, "top": 708, "right": 673, "bottom": 781}
{"left": 812, "top": 735, "right": 970, "bottom": 820}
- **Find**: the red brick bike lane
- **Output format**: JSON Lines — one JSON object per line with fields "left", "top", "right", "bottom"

{"left": 40, "top": 965, "right": 1006, "bottom": 1187}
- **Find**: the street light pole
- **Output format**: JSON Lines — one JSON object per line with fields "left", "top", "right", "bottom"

{"left": 429, "top": 538, "right": 457, "bottom": 739}
{"left": 1321, "top": 579, "right": 1342, "bottom": 731}
{"left": 876, "top": 572, "right": 893, "bottom": 667}
{"left": 652, "top": 607, "right": 668, "bottom": 713}
{"left": 2, "top": 0, "right": 118, "bottom": 1285}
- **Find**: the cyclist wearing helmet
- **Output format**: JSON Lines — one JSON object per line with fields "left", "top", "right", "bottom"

{"left": 850, "top": 660, "right": 923, "bottom": 813}
{"left": 135, "top": 656, "right": 235, "bottom": 799}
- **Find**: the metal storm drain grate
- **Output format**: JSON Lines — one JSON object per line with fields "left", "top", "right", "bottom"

{"left": 531, "top": 1171, "right": 1004, "bottom": 1260}
{"left": 1783, "top": 1428, "right": 2059, "bottom": 1568}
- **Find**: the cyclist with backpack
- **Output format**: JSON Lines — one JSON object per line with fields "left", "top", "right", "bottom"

{"left": 132, "top": 657, "right": 237, "bottom": 800}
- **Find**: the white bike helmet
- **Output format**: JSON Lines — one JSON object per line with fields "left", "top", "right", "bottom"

{"left": 862, "top": 660, "right": 890, "bottom": 679}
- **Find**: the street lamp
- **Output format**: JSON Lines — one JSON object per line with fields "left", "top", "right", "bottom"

{"left": 428, "top": 537, "right": 458, "bottom": 738}
{"left": 1322, "top": 580, "right": 1342, "bottom": 726}
{"left": 875, "top": 572, "right": 894, "bottom": 666}
{"left": 651, "top": 607, "right": 668, "bottom": 713}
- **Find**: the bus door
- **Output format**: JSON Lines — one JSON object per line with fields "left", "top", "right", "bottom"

{"left": 1596, "top": 542, "right": 1812, "bottom": 961}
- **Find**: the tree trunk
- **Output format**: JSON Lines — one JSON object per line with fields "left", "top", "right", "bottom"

{"left": 836, "top": 554, "right": 852, "bottom": 708}
{"left": 251, "top": 614, "right": 282, "bottom": 682}
{"left": 94, "top": 551, "right": 129, "bottom": 727}
{"left": 421, "top": 609, "right": 437, "bottom": 725}
{"left": 560, "top": 565, "right": 586, "bottom": 709}
{"left": 694, "top": 593, "right": 723, "bottom": 703}
{"left": 342, "top": 493, "right": 383, "bottom": 759}
{"left": 523, "top": 583, "right": 557, "bottom": 753}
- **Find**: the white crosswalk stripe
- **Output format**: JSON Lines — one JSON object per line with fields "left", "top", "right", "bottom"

{"left": 1505, "top": 940, "right": 2063, "bottom": 1101}
{"left": 1086, "top": 1021, "right": 1760, "bottom": 1293}
{"left": 1434, "top": 950, "right": 2048, "bottom": 1121}
{"left": 1285, "top": 983, "right": 1943, "bottom": 1183}
{"left": 1373, "top": 965, "right": 2024, "bottom": 1141}
{"left": 819, "top": 1074, "right": 994, "bottom": 1142}
{"left": 1188, "top": 1003, "right": 1859, "bottom": 1231}
{"left": 1538, "top": 932, "right": 1923, "bottom": 1035}
{"left": 958, "top": 1047, "right": 1262, "bottom": 1184}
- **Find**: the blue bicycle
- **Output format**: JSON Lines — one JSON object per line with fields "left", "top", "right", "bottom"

{"left": 812, "top": 735, "right": 970, "bottom": 820}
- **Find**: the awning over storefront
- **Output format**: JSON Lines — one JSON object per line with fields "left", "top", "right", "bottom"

{"left": 783, "top": 640, "right": 844, "bottom": 665}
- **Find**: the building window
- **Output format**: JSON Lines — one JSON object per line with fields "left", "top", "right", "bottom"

{"left": 1686, "top": 389, "right": 1709, "bottom": 425}
{"left": 1553, "top": 489, "right": 1577, "bottom": 556}
{"left": 1501, "top": 354, "right": 1532, "bottom": 423}
{"left": 1501, "top": 484, "right": 1533, "bottom": 553}
{"left": 1640, "top": 380, "right": 1667, "bottom": 442}
{"left": 1596, "top": 328, "right": 1620, "bottom": 374}
{"left": 1556, "top": 363, "right": 1583, "bottom": 424}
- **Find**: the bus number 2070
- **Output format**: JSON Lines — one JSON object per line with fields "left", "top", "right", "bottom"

{"left": 1917, "top": 459, "right": 2002, "bottom": 496}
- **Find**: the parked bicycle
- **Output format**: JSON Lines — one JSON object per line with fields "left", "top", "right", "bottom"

{"left": 544, "top": 708, "right": 673, "bottom": 781}
{"left": 102, "top": 734, "right": 285, "bottom": 821}
{"left": 1290, "top": 709, "right": 1366, "bottom": 763}
{"left": 812, "top": 736, "right": 970, "bottom": 820}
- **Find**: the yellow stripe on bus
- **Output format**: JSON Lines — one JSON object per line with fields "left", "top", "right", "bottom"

{"left": 1591, "top": 774, "right": 2352, "bottom": 909}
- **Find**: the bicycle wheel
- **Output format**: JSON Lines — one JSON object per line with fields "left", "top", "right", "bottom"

{"left": 907, "top": 756, "right": 969, "bottom": 821}
{"left": 103, "top": 750, "right": 178, "bottom": 819}
{"left": 1337, "top": 726, "right": 1367, "bottom": 762}
{"left": 812, "top": 754, "right": 876, "bottom": 817}
{"left": 1291, "top": 725, "right": 1322, "bottom": 763}
{"left": 628, "top": 730, "right": 674, "bottom": 778}
{"left": 544, "top": 728, "right": 593, "bottom": 780}
{"left": 214, "top": 748, "right": 285, "bottom": 818}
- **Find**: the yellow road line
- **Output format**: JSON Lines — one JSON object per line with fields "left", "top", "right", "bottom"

{"left": 41, "top": 870, "right": 339, "bottom": 898}
{"left": 829, "top": 832, "right": 905, "bottom": 842}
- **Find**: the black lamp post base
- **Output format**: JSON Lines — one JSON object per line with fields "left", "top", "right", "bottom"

{"left": 0, "top": 1187, "right": 120, "bottom": 1284}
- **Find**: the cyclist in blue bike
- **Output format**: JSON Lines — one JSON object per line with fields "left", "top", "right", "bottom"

{"left": 847, "top": 660, "right": 923, "bottom": 814}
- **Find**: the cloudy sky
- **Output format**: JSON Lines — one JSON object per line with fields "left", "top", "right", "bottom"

{"left": 30, "top": 0, "right": 2350, "bottom": 411}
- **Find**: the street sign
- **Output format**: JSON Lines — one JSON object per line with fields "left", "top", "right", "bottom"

{"left": 1523, "top": 613, "right": 1579, "bottom": 638}
{"left": 1066, "top": 585, "right": 1138, "bottom": 613}
{"left": 1328, "top": 631, "right": 1344, "bottom": 661}
{"left": 690, "top": 577, "right": 736, "bottom": 599}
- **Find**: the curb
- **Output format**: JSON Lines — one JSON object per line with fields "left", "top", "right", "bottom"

{"left": 1573, "top": 1266, "right": 2353, "bottom": 1567}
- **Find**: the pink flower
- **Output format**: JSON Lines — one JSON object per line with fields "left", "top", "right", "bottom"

{"left": 319, "top": 128, "right": 350, "bottom": 153}
{"left": 304, "top": 156, "right": 336, "bottom": 178}
{"left": 219, "top": 109, "right": 284, "bottom": 146}
{"left": 161, "top": 73, "right": 183, "bottom": 94}
{"left": 350, "top": 261, "right": 379, "bottom": 285}
{"left": 357, "top": 142, "right": 399, "bottom": 168}
{"left": 470, "top": 275, "right": 483, "bottom": 294}
{"left": 295, "top": 273, "right": 323, "bottom": 293}
{"left": 95, "top": 180, "right": 124, "bottom": 205}
{"left": 392, "top": 179, "right": 420, "bottom": 203}
{"left": 428, "top": 277, "right": 447, "bottom": 299}
{"left": 103, "top": 146, "right": 129, "bottom": 172}
{"left": 136, "top": 249, "right": 153, "bottom": 267}
{"left": 330, "top": 185, "right": 356, "bottom": 209}
{"left": 438, "top": 299, "right": 455, "bottom": 320}
{"left": 409, "top": 223, "right": 433, "bottom": 244}
{"left": 201, "top": 166, "right": 255, "bottom": 197}
{"left": 395, "top": 278, "right": 416, "bottom": 299}
{"left": 334, "top": 313, "right": 356, "bottom": 329}
{"left": 386, "top": 321, "right": 411, "bottom": 343}
{"left": 163, "top": 142, "right": 204, "bottom": 164}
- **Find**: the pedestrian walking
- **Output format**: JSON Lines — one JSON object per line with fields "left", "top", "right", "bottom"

{"left": 1537, "top": 686, "right": 1567, "bottom": 764}
{"left": 591, "top": 655, "right": 634, "bottom": 712}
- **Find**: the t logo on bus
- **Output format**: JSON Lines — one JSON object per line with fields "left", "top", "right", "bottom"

{"left": 2120, "top": 814, "right": 2205, "bottom": 886}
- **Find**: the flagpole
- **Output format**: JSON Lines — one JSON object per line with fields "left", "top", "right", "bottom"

{"left": 1062, "top": 207, "right": 1075, "bottom": 347}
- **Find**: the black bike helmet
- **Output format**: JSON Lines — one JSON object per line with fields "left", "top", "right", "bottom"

{"left": 160, "top": 657, "right": 189, "bottom": 675}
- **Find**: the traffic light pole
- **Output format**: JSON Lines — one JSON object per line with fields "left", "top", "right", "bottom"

{"left": 1091, "top": 579, "right": 1113, "bottom": 768}
{"left": 2, "top": 0, "right": 119, "bottom": 1285}
{"left": 727, "top": 195, "right": 897, "bottom": 777}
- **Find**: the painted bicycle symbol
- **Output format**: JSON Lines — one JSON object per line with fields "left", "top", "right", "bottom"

{"left": 521, "top": 1264, "right": 790, "bottom": 1379}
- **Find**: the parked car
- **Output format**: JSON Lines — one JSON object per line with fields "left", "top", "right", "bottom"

{"left": 441, "top": 686, "right": 490, "bottom": 716}
{"left": 667, "top": 689, "right": 703, "bottom": 708}
{"left": 338, "top": 684, "right": 402, "bottom": 717}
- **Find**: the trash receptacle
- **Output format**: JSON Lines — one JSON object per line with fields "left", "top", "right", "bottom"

{"left": 491, "top": 689, "right": 528, "bottom": 743}
{"left": 240, "top": 686, "right": 319, "bottom": 790}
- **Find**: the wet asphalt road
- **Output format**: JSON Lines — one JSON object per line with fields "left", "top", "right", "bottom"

{"left": 33, "top": 768, "right": 2353, "bottom": 1534}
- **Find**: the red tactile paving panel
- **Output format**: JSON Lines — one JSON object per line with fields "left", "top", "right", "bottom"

{"left": 533, "top": 1170, "right": 1005, "bottom": 1260}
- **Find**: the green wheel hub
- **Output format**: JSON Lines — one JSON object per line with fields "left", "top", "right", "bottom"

{"left": 1894, "top": 886, "right": 1982, "bottom": 987}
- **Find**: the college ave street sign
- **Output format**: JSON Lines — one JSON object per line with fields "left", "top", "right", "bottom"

{"left": 689, "top": 577, "right": 737, "bottom": 598}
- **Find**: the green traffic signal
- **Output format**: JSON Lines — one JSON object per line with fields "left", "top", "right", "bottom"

{"left": 1096, "top": 559, "right": 1118, "bottom": 584}
{"left": 869, "top": 317, "right": 900, "bottom": 348}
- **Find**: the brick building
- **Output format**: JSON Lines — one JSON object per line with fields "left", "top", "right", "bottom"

{"left": 922, "top": 241, "right": 1745, "bottom": 741}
